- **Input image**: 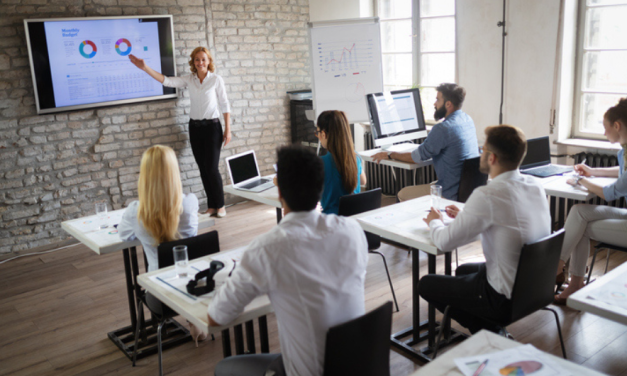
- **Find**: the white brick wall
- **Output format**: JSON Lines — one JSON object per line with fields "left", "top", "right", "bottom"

{"left": 0, "top": 0, "right": 310, "bottom": 254}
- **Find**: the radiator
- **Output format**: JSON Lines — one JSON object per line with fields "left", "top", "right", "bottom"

{"left": 363, "top": 132, "right": 436, "bottom": 196}
{"left": 550, "top": 151, "right": 626, "bottom": 230}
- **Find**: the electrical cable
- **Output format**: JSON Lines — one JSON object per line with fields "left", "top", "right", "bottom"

{"left": 0, "top": 243, "right": 80, "bottom": 265}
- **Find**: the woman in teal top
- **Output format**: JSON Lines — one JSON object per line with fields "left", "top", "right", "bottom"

{"left": 316, "top": 110, "right": 367, "bottom": 214}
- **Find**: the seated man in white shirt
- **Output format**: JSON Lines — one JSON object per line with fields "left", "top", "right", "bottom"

{"left": 208, "top": 145, "right": 369, "bottom": 376}
{"left": 421, "top": 124, "right": 551, "bottom": 333}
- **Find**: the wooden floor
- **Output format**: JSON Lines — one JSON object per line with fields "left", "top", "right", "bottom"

{"left": 1, "top": 199, "right": 626, "bottom": 376}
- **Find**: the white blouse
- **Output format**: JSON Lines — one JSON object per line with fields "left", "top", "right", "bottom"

{"left": 162, "top": 72, "right": 230, "bottom": 121}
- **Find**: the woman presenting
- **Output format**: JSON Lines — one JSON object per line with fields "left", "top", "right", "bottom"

{"left": 129, "top": 47, "right": 231, "bottom": 217}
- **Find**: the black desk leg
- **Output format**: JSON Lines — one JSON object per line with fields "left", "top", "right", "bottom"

{"left": 234, "top": 324, "right": 245, "bottom": 355}
{"left": 222, "top": 329, "right": 231, "bottom": 358}
{"left": 259, "top": 316, "right": 270, "bottom": 353}
{"left": 129, "top": 247, "right": 145, "bottom": 332}
{"left": 412, "top": 247, "right": 421, "bottom": 338}
{"left": 123, "top": 248, "right": 138, "bottom": 333}
{"left": 427, "top": 255, "right": 436, "bottom": 348}
{"left": 276, "top": 208, "right": 283, "bottom": 223}
{"left": 245, "top": 320, "right": 256, "bottom": 354}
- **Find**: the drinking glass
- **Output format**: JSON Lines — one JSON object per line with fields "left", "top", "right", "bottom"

{"left": 430, "top": 185, "right": 442, "bottom": 211}
{"left": 95, "top": 203, "right": 108, "bottom": 230}
{"left": 173, "top": 245, "right": 189, "bottom": 278}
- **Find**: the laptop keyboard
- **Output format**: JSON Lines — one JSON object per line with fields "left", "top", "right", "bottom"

{"left": 240, "top": 178, "right": 270, "bottom": 189}
{"left": 521, "top": 165, "right": 573, "bottom": 178}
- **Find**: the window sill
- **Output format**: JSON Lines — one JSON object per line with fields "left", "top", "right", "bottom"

{"left": 556, "top": 138, "right": 621, "bottom": 151}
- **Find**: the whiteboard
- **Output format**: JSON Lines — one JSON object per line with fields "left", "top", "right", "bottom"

{"left": 309, "top": 18, "right": 384, "bottom": 124}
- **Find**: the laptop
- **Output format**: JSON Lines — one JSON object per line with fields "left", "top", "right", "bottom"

{"left": 226, "top": 150, "right": 275, "bottom": 192}
{"left": 520, "top": 136, "right": 573, "bottom": 178}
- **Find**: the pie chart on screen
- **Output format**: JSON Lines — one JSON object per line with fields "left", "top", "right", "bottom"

{"left": 499, "top": 361, "right": 543, "bottom": 375}
{"left": 115, "top": 38, "right": 132, "bottom": 56}
{"left": 79, "top": 40, "right": 97, "bottom": 58}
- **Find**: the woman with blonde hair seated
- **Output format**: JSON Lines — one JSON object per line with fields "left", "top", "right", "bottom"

{"left": 315, "top": 110, "right": 367, "bottom": 214}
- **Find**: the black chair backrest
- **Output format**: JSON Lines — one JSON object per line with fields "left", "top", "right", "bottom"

{"left": 457, "top": 157, "right": 488, "bottom": 203}
{"left": 157, "top": 230, "right": 221, "bottom": 269}
{"left": 323, "top": 301, "right": 393, "bottom": 376}
{"left": 508, "top": 229, "right": 565, "bottom": 323}
{"left": 338, "top": 188, "right": 382, "bottom": 250}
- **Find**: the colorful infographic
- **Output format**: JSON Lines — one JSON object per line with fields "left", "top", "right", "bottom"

{"left": 499, "top": 361, "right": 543, "bottom": 376}
{"left": 115, "top": 38, "right": 132, "bottom": 56}
{"left": 79, "top": 40, "right": 97, "bottom": 58}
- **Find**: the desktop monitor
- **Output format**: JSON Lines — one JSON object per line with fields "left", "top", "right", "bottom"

{"left": 366, "top": 88, "right": 428, "bottom": 150}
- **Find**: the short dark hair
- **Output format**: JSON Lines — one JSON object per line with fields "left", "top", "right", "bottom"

{"left": 436, "top": 83, "right": 466, "bottom": 108}
{"left": 276, "top": 145, "right": 324, "bottom": 212}
{"left": 484, "top": 124, "right": 527, "bottom": 170}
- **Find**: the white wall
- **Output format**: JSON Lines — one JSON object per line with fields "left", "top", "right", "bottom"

{"left": 457, "top": 0, "right": 561, "bottom": 142}
{"left": 309, "top": 0, "right": 362, "bottom": 22}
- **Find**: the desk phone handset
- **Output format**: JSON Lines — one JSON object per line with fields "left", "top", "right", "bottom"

{"left": 186, "top": 260, "right": 225, "bottom": 296}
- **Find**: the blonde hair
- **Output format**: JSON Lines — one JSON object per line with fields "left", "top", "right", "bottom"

{"left": 137, "top": 145, "right": 184, "bottom": 245}
{"left": 189, "top": 47, "right": 215, "bottom": 74}
{"left": 317, "top": 110, "right": 358, "bottom": 193}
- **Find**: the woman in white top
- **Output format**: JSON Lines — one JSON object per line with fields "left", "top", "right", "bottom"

{"left": 554, "top": 98, "right": 627, "bottom": 304}
{"left": 129, "top": 47, "right": 230, "bottom": 217}
{"left": 118, "top": 145, "right": 199, "bottom": 273}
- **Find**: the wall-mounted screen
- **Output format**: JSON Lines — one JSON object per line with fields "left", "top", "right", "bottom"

{"left": 24, "top": 16, "right": 177, "bottom": 114}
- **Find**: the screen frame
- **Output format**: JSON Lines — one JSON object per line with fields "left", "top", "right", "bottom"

{"left": 366, "top": 88, "right": 428, "bottom": 148}
{"left": 520, "top": 136, "right": 551, "bottom": 169}
{"left": 24, "top": 15, "right": 178, "bottom": 115}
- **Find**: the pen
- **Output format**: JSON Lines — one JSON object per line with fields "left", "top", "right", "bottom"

{"left": 575, "top": 158, "right": 587, "bottom": 185}
{"left": 425, "top": 209, "right": 446, "bottom": 212}
{"left": 472, "top": 359, "right": 489, "bottom": 376}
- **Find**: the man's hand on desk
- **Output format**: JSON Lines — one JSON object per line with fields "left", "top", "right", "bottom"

{"left": 372, "top": 151, "right": 389, "bottom": 164}
{"left": 444, "top": 205, "right": 460, "bottom": 218}
{"left": 423, "top": 207, "right": 443, "bottom": 225}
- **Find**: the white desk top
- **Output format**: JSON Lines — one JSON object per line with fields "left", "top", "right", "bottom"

{"left": 61, "top": 209, "right": 215, "bottom": 255}
{"left": 223, "top": 178, "right": 281, "bottom": 209}
{"left": 411, "top": 330, "right": 605, "bottom": 375}
{"left": 352, "top": 195, "right": 462, "bottom": 255}
{"left": 137, "top": 251, "right": 273, "bottom": 335}
{"left": 538, "top": 174, "right": 617, "bottom": 201}
{"left": 568, "top": 261, "right": 627, "bottom": 326}
{"left": 358, "top": 148, "right": 433, "bottom": 170}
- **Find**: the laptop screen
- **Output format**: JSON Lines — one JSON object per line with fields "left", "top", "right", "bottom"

{"left": 520, "top": 136, "right": 551, "bottom": 169}
{"left": 228, "top": 152, "right": 259, "bottom": 184}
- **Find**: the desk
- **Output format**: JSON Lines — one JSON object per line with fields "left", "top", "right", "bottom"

{"left": 411, "top": 330, "right": 606, "bottom": 376}
{"left": 358, "top": 147, "right": 434, "bottom": 195}
{"left": 223, "top": 179, "right": 282, "bottom": 222}
{"left": 567, "top": 261, "right": 627, "bottom": 326}
{"left": 352, "top": 195, "right": 467, "bottom": 363}
{"left": 61, "top": 209, "right": 215, "bottom": 360}
{"left": 137, "top": 251, "right": 274, "bottom": 357}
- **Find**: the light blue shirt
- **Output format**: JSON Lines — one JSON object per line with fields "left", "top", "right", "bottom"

{"left": 118, "top": 193, "right": 199, "bottom": 272}
{"left": 320, "top": 153, "right": 362, "bottom": 215}
{"left": 411, "top": 110, "right": 479, "bottom": 200}
{"left": 602, "top": 148, "right": 627, "bottom": 202}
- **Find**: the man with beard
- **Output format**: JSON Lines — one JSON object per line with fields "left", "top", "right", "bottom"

{"left": 372, "top": 83, "right": 479, "bottom": 201}
{"left": 418, "top": 125, "right": 551, "bottom": 333}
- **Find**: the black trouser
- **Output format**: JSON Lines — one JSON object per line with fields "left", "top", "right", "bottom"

{"left": 189, "top": 118, "right": 224, "bottom": 209}
{"left": 418, "top": 262, "right": 512, "bottom": 334}
{"left": 215, "top": 353, "right": 285, "bottom": 376}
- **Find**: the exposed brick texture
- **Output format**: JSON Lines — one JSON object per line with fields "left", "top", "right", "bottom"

{"left": 0, "top": 0, "right": 310, "bottom": 254}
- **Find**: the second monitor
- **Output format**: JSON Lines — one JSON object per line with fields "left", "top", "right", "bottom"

{"left": 366, "top": 88, "right": 427, "bottom": 151}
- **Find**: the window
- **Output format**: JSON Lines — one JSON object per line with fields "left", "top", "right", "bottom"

{"left": 377, "top": 0, "right": 456, "bottom": 121}
{"left": 574, "top": 0, "right": 627, "bottom": 139}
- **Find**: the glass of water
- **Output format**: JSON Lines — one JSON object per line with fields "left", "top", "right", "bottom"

{"left": 95, "top": 203, "right": 108, "bottom": 230}
{"left": 430, "top": 185, "right": 442, "bottom": 211}
{"left": 173, "top": 245, "right": 189, "bottom": 278}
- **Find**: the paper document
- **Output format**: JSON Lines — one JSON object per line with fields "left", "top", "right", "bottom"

{"left": 67, "top": 210, "right": 125, "bottom": 233}
{"left": 359, "top": 211, "right": 416, "bottom": 227}
{"left": 149, "top": 259, "right": 214, "bottom": 305}
{"left": 455, "top": 344, "right": 570, "bottom": 376}
{"left": 586, "top": 272, "right": 627, "bottom": 311}
{"left": 210, "top": 246, "right": 248, "bottom": 264}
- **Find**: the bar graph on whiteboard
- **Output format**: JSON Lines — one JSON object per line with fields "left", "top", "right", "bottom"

{"left": 317, "top": 39, "right": 375, "bottom": 74}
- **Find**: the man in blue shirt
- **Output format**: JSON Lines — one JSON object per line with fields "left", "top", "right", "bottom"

{"left": 372, "top": 83, "right": 479, "bottom": 201}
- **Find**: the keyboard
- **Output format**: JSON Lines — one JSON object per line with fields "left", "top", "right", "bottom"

{"left": 240, "top": 178, "right": 270, "bottom": 189}
{"left": 520, "top": 165, "right": 573, "bottom": 178}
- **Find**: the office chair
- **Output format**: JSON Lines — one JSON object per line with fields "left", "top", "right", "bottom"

{"left": 339, "top": 188, "right": 399, "bottom": 312}
{"left": 132, "top": 230, "right": 221, "bottom": 375}
{"left": 434, "top": 229, "right": 567, "bottom": 359}
{"left": 451, "top": 157, "right": 489, "bottom": 268}
{"left": 322, "top": 301, "right": 393, "bottom": 376}
{"left": 587, "top": 242, "right": 627, "bottom": 284}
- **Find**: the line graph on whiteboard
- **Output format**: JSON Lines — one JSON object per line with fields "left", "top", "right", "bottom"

{"left": 317, "top": 39, "right": 375, "bottom": 73}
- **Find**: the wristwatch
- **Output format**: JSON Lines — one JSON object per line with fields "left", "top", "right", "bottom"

{"left": 387, "top": 152, "right": 392, "bottom": 160}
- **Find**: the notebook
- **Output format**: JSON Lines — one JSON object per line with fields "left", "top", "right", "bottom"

{"left": 520, "top": 136, "right": 573, "bottom": 178}
{"left": 225, "top": 150, "right": 275, "bottom": 192}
